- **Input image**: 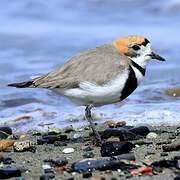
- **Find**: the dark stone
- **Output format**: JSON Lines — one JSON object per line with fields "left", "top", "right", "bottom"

{"left": 160, "top": 152, "right": 168, "bottom": 157}
{"left": 40, "top": 173, "right": 55, "bottom": 180}
{"left": 37, "top": 134, "right": 68, "bottom": 145}
{"left": 111, "top": 178, "right": 117, "bottom": 180}
{"left": 65, "top": 177, "right": 74, "bottom": 180}
{"left": 83, "top": 146, "right": 93, "bottom": 152}
{"left": 82, "top": 172, "right": 92, "bottom": 178}
{"left": 156, "top": 140, "right": 171, "bottom": 145}
{"left": 37, "top": 139, "right": 49, "bottom": 145}
{"left": 151, "top": 158, "right": 180, "bottom": 170}
{"left": 101, "top": 126, "right": 149, "bottom": 141}
{"left": 101, "top": 141, "right": 134, "bottom": 157}
{"left": 72, "top": 158, "right": 139, "bottom": 173}
{"left": 44, "top": 157, "right": 68, "bottom": 167}
{"left": 0, "top": 167, "right": 21, "bottom": 179}
{"left": 112, "top": 153, "right": 135, "bottom": 161}
{"left": 42, "top": 135, "right": 61, "bottom": 143}
{"left": 83, "top": 152, "right": 94, "bottom": 158}
{"left": 174, "top": 175, "right": 180, "bottom": 180}
{"left": 129, "top": 126, "right": 150, "bottom": 136}
{"left": 134, "top": 140, "right": 153, "bottom": 145}
{"left": 54, "top": 141, "right": 67, "bottom": 146}
{"left": 101, "top": 128, "right": 137, "bottom": 140}
{"left": 0, "top": 126, "right": 12, "bottom": 135}
{"left": 47, "top": 131, "right": 59, "bottom": 135}
{"left": 0, "top": 126, "right": 12, "bottom": 139}
{"left": 168, "top": 134, "right": 176, "bottom": 139}
{"left": 0, "top": 157, "right": 14, "bottom": 164}
{"left": 44, "top": 169, "right": 53, "bottom": 174}
{"left": 162, "top": 141, "right": 180, "bottom": 152}
{"left": 59, "top": 134, "right": 68, "bottom": 140}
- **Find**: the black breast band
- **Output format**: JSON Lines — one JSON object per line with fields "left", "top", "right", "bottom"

{"left": 131, "top": 60, "right": 146, "bottom": 76}
{"left": 120, "top": 66, "right": 138, "bottom": 101}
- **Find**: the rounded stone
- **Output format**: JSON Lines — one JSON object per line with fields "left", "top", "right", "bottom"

{"left": 146, "top": 132, "right": 158, "bottom": 139}
{"left": 62, "top": 148, "right": 75, "bottom": 154}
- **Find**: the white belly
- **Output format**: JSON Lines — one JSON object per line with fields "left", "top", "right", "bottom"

{"left": 53, "top": 71, "right": 129, "bottom": 106}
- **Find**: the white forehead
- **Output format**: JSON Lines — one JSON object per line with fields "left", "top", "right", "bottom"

{"left": 139, "top": 43, "right": 151, "bottom": 55}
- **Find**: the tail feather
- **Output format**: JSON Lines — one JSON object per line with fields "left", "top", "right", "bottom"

{"left": 8, "top": 80, "right": 34, "bottom": 88}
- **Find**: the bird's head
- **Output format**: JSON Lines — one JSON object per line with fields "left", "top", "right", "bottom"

{"left": 113, "top": 35, "right": 165, "bottom": 67}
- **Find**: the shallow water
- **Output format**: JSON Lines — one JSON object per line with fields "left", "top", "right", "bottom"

{"left": 0, "top": 0, "right": 180, "bottom": 131}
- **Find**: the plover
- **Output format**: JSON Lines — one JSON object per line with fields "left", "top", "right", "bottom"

{"left": 8, "top": 35, "right": 165, "bottom": 144}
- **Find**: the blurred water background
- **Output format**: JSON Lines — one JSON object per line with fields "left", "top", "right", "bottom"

{"left": 0, "top": 0, "right": 180, "bottom": 131}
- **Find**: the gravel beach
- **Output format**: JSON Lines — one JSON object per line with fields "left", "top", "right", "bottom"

{"left": 0, "top": 123, "right": 180, "bottom": 180}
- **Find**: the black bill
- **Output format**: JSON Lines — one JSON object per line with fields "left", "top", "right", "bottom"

{"left": 149, "top": 52, "right": 166, "bottom": 61}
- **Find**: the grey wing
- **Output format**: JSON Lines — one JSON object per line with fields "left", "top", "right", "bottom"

{"left": 33, "top": 44, "right": 130, "bottom": 89}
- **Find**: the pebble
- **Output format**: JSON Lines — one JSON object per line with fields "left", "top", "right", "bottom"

{"left": 37, "top": 134, "right": 67, "bottom": 145}
{"left": 162, "top": 141, "right": 180, "bottom": 152}
{"left": 105, "top": 120, "right": 126, "bottom": 128}
{"left": 105, "top": 120, "right": 116, "bottom": 128}
{"left": 73, "top": 133, "right": 82, "bottom": 139}
{"left": 64, "top": 125, "right": 75, "bottom": 133}
{"left": 84, "top": 126, "right": 90, "bottom": 130}
{"left": 129, "top": 126, "right": 150, "bottom": 136}
{"left": 168, "top": 134, "right": 176, "bottom": 139}
{"left": 101, "top": 128, "right": 136, "bottom": 140}
{"left": 42, "top": 164, "right": 52, "bottom": 170}
{"left": 0, "top": 126, "right": 12, "bottom": 139}
{"left": 0, "top": 139, "right": 15, "bottom": 151}
{"left": 72, "top": 158, "right": 139, "bottom": 172}
{"left": 83, "top": 146, "right": 93, "bottom": 152}
{"left": 134, "top": 139, "right": 153, "bottom": 145}
{"left": 31, "top": 130, "right": 42, "bottom": 136}
{"left": 90, "top": 176, "right": 106, "bottom": 180}
{"left": 44, "top": 169, "right": 54, "bottom": 174}
{"left": 44, "top": 157, "right": 68, "bottom": 167}
{"left": 54, "top": 141, "right": 67, "bottom": 146}
{"left": 47, "top": 127, "right": 62, "bottom": 135}
{"left": 76, "top": 128, "right": 83, "bottom": 132}
{"left": 101, "top": 141, "right": 134, "bottom": 157}
{"left": 156, "top": 139, "right": 171, "bottom": 145}
{"left": 19, "top": 133, "right": 29, "bottom": 140}
{"left": 106, "top": 137, "right": 120, "bottom": 142}
{"left": 160, "top": 152, "right": 168, "bottom": 157}
{"left": 66, "top": 177, "right": 74, "bottom": 180}
{"left": 13, "top": 140, "right": 36, "bottom": 152}
{"left": 0, "top": 156, "right": 14, "bottom": 164}
{"left": 116, "top": 121, "right": 126, "bottom": 127}
{"left": 40, "top": 173, "right": 55, "bottom": 180}
{"left": 174, "top": 175, "right": 180, "bottom": 180}
{"left": 165, "top": 88, "right": 180, "bottom": 97}
{"left": 114, "top": 152, "right": 136, "bottom": 161}
{"left": 62, "top": 148, "right": 75, "bottom": 154}
{"left": 83, "top": 152, "right": 94, "bottom": 158}
{"left": 0, "top": 167, "right": 21, "bottom": 179}
{"left": 83, "top": 172, "right": 92, "bottom": 178}
{"left": 146, "top": 132, "right": 158, "bottom": 139}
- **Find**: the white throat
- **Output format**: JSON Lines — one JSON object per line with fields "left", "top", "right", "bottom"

{"left": 131, "top": 56, "right": 147, "bottom": 68}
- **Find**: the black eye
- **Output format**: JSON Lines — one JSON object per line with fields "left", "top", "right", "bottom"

{"left": 132, "top": 45, "right": 140, "bottom": 51}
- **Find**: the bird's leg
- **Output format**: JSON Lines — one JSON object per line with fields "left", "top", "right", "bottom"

{"left": 85, "top": 104, "right": 102, "bottom": 145}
